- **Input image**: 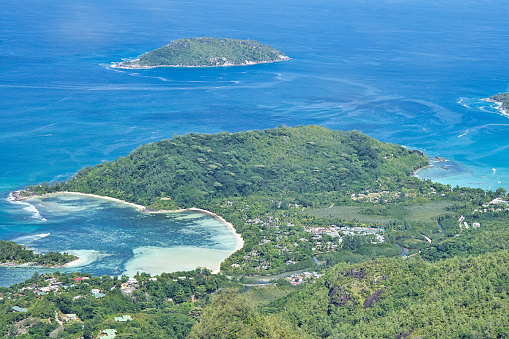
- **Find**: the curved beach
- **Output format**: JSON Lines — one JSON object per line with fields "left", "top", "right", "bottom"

{"left": 48, "top": 192, "right": 244, "bottom": 252}
{"left": 10, "top": 191, "right": 244, "bottom": 274}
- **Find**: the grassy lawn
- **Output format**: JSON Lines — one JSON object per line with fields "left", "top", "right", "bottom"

{"left": 310, "top": 200, "right": 455, "bottom": 224}
{"left": 309, "top": 200, "right": 458, "bottom": 238}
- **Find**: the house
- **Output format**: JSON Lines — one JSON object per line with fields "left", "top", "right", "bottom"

{"left": 65, "top": 314, "right": 78, "bottom": 321}
{"left": 94, "top": 293, "right": 106, "bottom": 299}
{"left": 91, "top": 289, "right": 100, "bottom": 294}
{"left": 101, "top": 329, "right": 117, "bottom": 338}
{"left": 114, "top": 315, "right": 132, "bottom": 322}
{"left": 127, "top": 277, "right": 138, "bottom": 285}
{"left": 12, "top": 306, "right": 28, "bottom": 313}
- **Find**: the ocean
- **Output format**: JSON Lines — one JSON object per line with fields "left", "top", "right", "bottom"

{"left": 1, "top": 0, "right": 509, "bottom": 286}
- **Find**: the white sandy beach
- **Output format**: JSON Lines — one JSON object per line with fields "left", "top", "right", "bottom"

{"left": 123, "top": 246, "right": 234, "bottom": 275}
{"left": 63, "top": 249, "right": 109, "bottom": 268}
{"left": 50, "top": 192, "right": 146, "bottom": 211}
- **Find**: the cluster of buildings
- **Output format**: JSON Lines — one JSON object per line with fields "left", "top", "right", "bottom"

{"left": 306, "top": 225, "right": 385, "bottom": 244}
{"left": 120, "top": 277, "right": 139, "bottom": 295}
{"left": 286, "top": 271, "right": 322, "bottom": 285}
{"left": 458, "top": 215, "right": 481, "bottom": 230}
{"left": 8, "top": 273, "right": 138, "bottom": 338}
{"left": 473, "top": 198, "right": 509, "bottom": 215}
{"left": 351, "top": 191, "right": 398, "bottom": 202}
{"left": 17, "top": 277, "right": 74, "bottom": 296}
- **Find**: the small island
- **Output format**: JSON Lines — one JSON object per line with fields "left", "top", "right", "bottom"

{"left": 484, "top": 92, "right": 509, "bottom": 115}
{"left": 114, "top": 37, "right": 290, "bottom": 69}
{"left": 0, "top": 239, "right": 77, "bottom": 268}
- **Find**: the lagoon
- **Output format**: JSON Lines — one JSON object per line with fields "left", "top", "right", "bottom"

{"left": 0, "top": 194, "right": 239, "bottom": 286}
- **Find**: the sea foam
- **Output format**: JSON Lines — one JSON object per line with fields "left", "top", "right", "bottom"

{"left": 12, "top": 233, "right": 51, "bottom": 245}
{"left": 7, "top": 194, "right": 47, "bottom": 221}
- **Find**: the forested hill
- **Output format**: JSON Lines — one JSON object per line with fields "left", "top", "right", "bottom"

{"left": 115, "top": 37, "right": 289, "bottom": 68}
{"left": 191, "top": 250, "right": 509, "bottom": 338}
{"left": 33, "top": 126, "right": 428, "bottom": 209}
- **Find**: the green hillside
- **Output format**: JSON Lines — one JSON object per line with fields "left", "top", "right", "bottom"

{"left": 193, "top": 251, "right": 509, "bottom": 338}
{"left": 33, "top": 125, "right": 428, "bottom": 210}
{"left": 9, "top": 126, "right": 509, "bottom": 338}
{"left": 116, "top": 37, "right": 290, "bottom": 68}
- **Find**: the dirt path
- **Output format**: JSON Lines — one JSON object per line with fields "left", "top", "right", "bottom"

{"left": 49, "top": 311, "right": 64, "bottom": 338}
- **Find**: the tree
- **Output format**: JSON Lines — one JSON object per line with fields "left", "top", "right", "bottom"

{"left": 83, "top": 320, "right": 93, "bottom": 339}
{"left": 496, "top": 187, "right": 506, "bottom": 197}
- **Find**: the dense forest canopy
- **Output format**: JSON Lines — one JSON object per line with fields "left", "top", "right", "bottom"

{"left": 33, "top": 125, "right": 428, "bottom": 210}
{"left": 116, "top": 37, "right": 290, "bottom": 68}
{"left": 211, "top": 251, "right": 509, "bottom": 338}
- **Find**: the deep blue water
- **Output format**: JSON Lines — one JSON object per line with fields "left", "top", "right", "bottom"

{"left": 1, "top": 0, "right": 509, "bottom": 286}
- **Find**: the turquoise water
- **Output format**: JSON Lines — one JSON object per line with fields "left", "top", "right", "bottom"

{"left": 1, "top": 194, "right": 238, "bottom": 286}
{"left": 2, "top": 0, "right": 509, "bottom": 285}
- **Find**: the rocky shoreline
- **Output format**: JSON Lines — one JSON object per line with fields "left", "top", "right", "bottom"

{"left": 113, "top": 56, "right": 290, "bottom": 69}
{"left": 9, "top": 190, "right": 48, "bottom": 202}
{"left": 432, "top": 156, "right": 449, "bottom": 162}
{"left": 482, "top": 97, "right": 509, "bottom": 116}
{"left": 0, "top": 261, "right": 74, "bottom": 268}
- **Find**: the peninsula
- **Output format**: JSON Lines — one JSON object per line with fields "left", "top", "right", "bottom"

{"left": 0, "top": 240, "right": 77, "bottom": 268}
{"left": 114, "top": 37, "right": 290, "bottom": 69}
{"left": 22, "top": 125, "right": 430, "bottom": 275}
{"left": 485, "top": 92, "right": 509, "bottom": 115}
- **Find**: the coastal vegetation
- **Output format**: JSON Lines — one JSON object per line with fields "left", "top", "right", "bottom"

{"left": 487, "top": 92, "right": 509, "bottom": 113}
{"left": 115, "top": 37, "right": 289, "bottom": 68}
{"left": 7, "top": 125, "right": 509, "bottom": 337}
{"left": 0, "top": 240, "right": 76, "bottom": 267}
{"left": 0, "top": 269, "right": 234, "bottom": 338}
{"left": 26, "top": 125, "right": 430, "bottom": 275}
{"left": 29, "top": 126, "right": 428, "bottom": 209}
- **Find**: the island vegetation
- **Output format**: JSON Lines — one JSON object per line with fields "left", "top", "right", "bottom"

{"left": 0, "top": 240, "right": 76, "bottom": 268}
{"left": 4, "top": 125, "right": 509, "bottom": 337}
{"left": 115, "top": 37, "right": 290, "bottom": 69}
{"left": 486, "top": 92, "right": 509, "bottom": 114}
